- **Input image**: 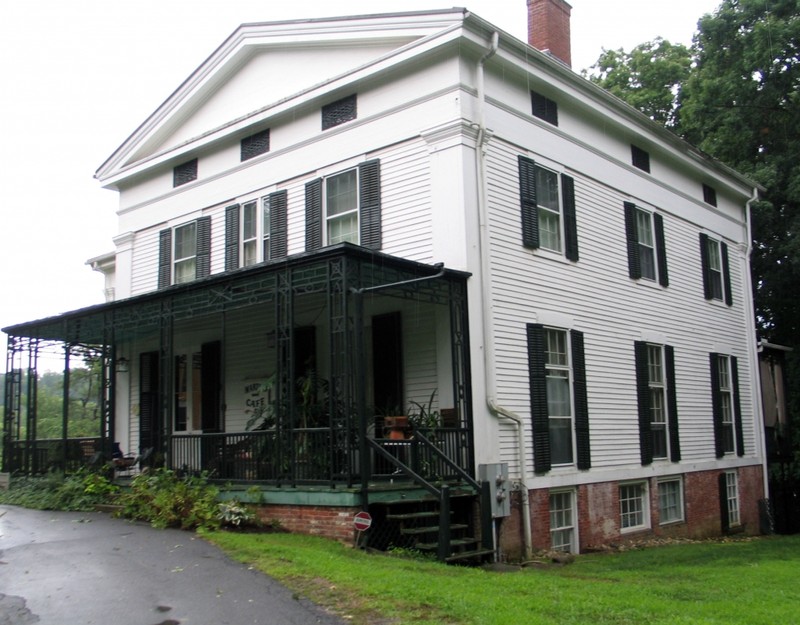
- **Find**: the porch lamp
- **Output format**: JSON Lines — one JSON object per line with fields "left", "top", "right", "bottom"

{"left": 115, "top": 357, "right": 130, "bottom": 373}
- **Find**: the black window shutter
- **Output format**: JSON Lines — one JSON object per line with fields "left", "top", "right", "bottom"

{"left": 158, "top": 228, "right": 172, "bottom": 289}
{"left": 526, "top": 323, "right": 550, "bottom": 473}
{"left": 225, "top": 204, "right": 240, "bottom": 271}
{"left": 562, "top": 174, "right": 579, "bottom": 262}
{"left": 571, "top": 329, "right": 590, "bottom": 470}
{"left": 634, "top": 341, "right": 653, "bottom": 465}
{"left": 305, "top": 178, "right": 323, "bottom": 251}
{"left": 665, "top": 345, "right": 681, "bottom": 462}
{"left": 731, "top": 356, "right": 745, "bottom": 456}
{"left": 721, "top": 242, "right": 733, "bottom": 306}
{"left": 700, "top": 233, "right": 713, "bottom": 300}
{"left": 718, "top": 473, "right": 731, "bottom": 532}
{"left": 709, "top": 353, "right": 725, "bottom": 458}
{"left": 518, "top": 156, "right": 540, "bottom": 249}
{"left": 201, "top": 341, "right": 222, "bottom": 432}
{"left": 654, "top": 212, "right": 669, "bottom": 287}
{"left": 269, "top": 190, "right": 288, "bottom": 259}
{"left": 196, "top": 216, "right": 211, "bottom": 279}
{"left": 139, "top": 351, "right": 159, "bottom": 452}
{"left": 624, "top": 202, "right": 641, "bottom": 280}
{"left": 359, "top": 159, "right": 382, "bottom": 250}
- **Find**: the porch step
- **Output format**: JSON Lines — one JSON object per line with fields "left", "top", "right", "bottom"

{"left": 386, "top": 511, "right": 438, "bottom": 521}
{"left": 416, "top": 537, "right": 480, "bottom": 551}
{"left": 400, "top": 523, "right": 468, "bottom": 536}
{"left": 445, "top": 548, "right": 496, "bottom": 564}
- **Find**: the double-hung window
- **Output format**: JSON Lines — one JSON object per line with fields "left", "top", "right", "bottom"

{"left": 634, "top": 342, "right": 680, "bottom": 464}
{"left": 225, "top": 191, "right": 287, "bottom": 271}
{"left": 722, "top": 471, "right": 741, "bottom": 529}
{"left": 174, "top": 222, "right": 198, "bottom": 284}
{"left": 527, "top": 324, "right": 590, "bottom": 473}
{"left": 700, "top": 233, "right": 732, "bottom": 305}
{"left": 624, "top": 203, "right": 669, "bottom": 286}
{"left": 326, "top": 169, "right": 359, "bottom": 244}
{"left": 620, "top": 481, "right": 649, "bottom": 532}
{"left": 710, "top": 353, "right": 744, "bottom": 457}
{"left": 550, "top": 490, "right": 577, "bottom": 553}
{"left": 305, "top": 160, "right": 382, "bottom": 252}
{"left": 158, "top": 216, "right": 211, "bottom": 288}
{"left": 518, "top": 156, "right": 579, "bottom": 261}
{"left": 658, "top": 477, "right": 684, "bottom": 524}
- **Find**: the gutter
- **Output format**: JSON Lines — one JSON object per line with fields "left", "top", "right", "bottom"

{"left": 475, "top": 31, "right": 533, "bottom": 560}
{"left": 743, "top": 188, "right": 771, "bottom": 501}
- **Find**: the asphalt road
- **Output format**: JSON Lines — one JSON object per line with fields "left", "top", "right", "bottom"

{"left": 0, "top": 505, "right": 346, "bottom": 625}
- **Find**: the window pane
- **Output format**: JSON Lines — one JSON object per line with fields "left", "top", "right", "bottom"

{"left": 647, "top": 346, "right": 663, "bottom": 383}
{"left": 174, "top": 223, "right": 196, "bottom": 261}
{"left": 262, "top": 196, "right": 271, "bottom": 261}
{"left": 620, "top": 483, "right": 645, "bottom": 529}
{"left": 243, "top": 240, "right": 257, "bottom": 267}
{"left": 174, "top": 258, "right": 196, "bottom": 284}
{"left": 545, "top": 330, "right": 568, "bottom": 366}
{"left": 659, "top": 480, "right": 683, "bottom": 524}
{"left": 539, "top": 209, "right": 562, "bottom": 252}
{"left": 726, "top": 472, "right": 740, "bottom": 525}
{"left": 536, "top": 168, "right": 559, "bottom": 210}
{"left": 549, "top": 417, "right": 574, "bottom": 464}
{"left": 328, "top": 213, "right": 358, "bottom": 244}
{"left": 243, "top": 202, "right": 257, "bottom": 240}
{"left": 550, "top": 491, "right": 574, "bottom": 552}
{"left": 326, "top": 170, "right": 357, "bottom": 216}
{"left": 536, "top": 167, "right": 561, "bottom": 252}
{"left": 547, "top": 372, "right": 571, "bottom": 416}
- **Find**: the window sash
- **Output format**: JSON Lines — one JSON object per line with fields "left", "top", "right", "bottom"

{"left": 174, "top": 223, "right": 197, "bottom": 284}
{"left": 718, "top": 356, "right": 736, "bottom": 454}
{"left": 545, "top": 329, "right": 573, "bottom": 465}
{"left": 620, "top": 483, "right": 648, "bottom": 530}
{"left": 707, "top": 239, "right": 724, "bottom": 299}
{"left": 658, "top": 479, "right": 684, "bottom": 524}
{"left": 635, "top": 209, "right": 657, "bottom": 280}
{"left": 326, "top": 169, "right": 359, "bottom": 244}
{"left": 726, "top": 472, "right": 740, "bottom": 526}
{"left": 262, "top": 196, "right": 271, "bottom": 261}
{"left": 536, "top": 168, "right": 562, "bottom": 252}
{"left": 550, "top": 491, "right": 575, "bottom": 552}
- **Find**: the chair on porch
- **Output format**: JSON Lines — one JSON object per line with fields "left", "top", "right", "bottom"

{"left": 113, "top": 444, "right": 152, "bottom": 478}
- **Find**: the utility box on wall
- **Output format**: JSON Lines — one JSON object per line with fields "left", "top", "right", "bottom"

{"left": 478, "top": 462, "right": 510, "bottom": 518}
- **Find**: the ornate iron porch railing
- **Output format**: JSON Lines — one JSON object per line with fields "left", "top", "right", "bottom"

{"left": 8, "top": 437, "right": 102, "bottom": 474}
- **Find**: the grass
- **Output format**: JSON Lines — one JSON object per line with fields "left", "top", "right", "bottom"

{"left": 206, "top": 531, "right": 800, "bottom": 625}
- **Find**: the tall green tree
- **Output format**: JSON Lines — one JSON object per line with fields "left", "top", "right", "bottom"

{"left": 585, "top": 38, "right": 692, "bottom": 129}
{"left": 680, "top": 0, "right": 800, "bottom": 348}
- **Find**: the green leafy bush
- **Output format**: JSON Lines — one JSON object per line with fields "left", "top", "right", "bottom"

{"left": 117, "top": 468, "right": 221, "bottom": 531}
{"left": 0, "top": 469, "right": 118, "bottom": 511}
{"left": 217, "top": 500, "right": 257, "bottom": 528}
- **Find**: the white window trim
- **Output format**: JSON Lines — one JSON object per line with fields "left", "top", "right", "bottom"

{"left": 657, "top": 476, "right": 685, "bottom": 525}
{"left": 718, "top": 354, "right": 737, "bottom": 455}
{"left": 705, "top": 235, "right": 725, "bottom": 301}
{"left": 237, "top": 193, "right": 274, "bottom": 267}
{"left": 646, "top": 343, "right": 670, "bottom": 461}
{"left": 634, "top": 206, "right": 659, "bottom": 283}
{"left": 619, "top": 480, "right": 650, "bottom": 533}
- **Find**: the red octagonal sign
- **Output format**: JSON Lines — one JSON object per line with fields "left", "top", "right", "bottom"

{"left": 353, "top": 511, "right": 372, "bottom": 531}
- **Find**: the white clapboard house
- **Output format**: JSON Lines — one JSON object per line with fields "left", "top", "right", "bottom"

{"left": 3, "top": 1, "right": 767, "bottom": 560}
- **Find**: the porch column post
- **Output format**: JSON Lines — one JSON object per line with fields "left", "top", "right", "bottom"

{"left": 353, "top": 287, "right": 369, "bottom": 509}
{"left": 25, "top": 340, "right": 39, "bottom": 473}
{"left": 61, "top": 344, "right": 71, "bottom": 473}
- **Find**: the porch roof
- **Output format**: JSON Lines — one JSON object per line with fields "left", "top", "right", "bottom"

{"left": 3, "top": 244, "right": 470, "bottom": 347}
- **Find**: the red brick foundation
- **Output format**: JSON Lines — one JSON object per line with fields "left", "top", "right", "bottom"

{"left": 255, "top": 504, "right": 359, "bottom": 543}
{"left": 497, "top": 465, "right": 765, "bottom": 560}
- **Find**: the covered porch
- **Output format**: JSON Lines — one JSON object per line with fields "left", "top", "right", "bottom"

{"left": 3, "top": 244, "right": 474, "bottom": 492}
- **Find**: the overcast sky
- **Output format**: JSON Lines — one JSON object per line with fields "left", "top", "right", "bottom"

{"left": 0, "top": 0, "right": 722, "bottom": 336}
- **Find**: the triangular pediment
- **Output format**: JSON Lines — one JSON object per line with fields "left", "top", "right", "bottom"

{"left": 96, "top": 9, "right": 467, "bottom": 185}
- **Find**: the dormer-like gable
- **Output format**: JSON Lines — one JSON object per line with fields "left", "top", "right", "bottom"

{"left": 94, "top": 9, "right": 469, "bottom": 189}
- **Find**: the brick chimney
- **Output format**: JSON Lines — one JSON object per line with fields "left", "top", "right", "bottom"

{"left": 527, "top": 0, "right": 572, "bottom": 67}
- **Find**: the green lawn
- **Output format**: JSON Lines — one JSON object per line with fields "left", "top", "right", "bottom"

{"left": 207, "top": 532, "right": 799, "bottom": 625}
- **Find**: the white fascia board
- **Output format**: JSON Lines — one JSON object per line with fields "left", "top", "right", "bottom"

{"left": 95, "top": 9, "right": 466, "bottom": 186}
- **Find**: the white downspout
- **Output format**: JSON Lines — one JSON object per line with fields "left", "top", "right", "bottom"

{"left": 475, "top": 31, "right": 533, "bottom": 560}
{"left": 743, "top": 187, "right": 770, "bottom": 500}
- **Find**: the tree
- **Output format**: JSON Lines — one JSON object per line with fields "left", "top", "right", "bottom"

{"left": 584, "top": 37, "right": 692, "bottom": 129}
{"left": 679, "top": 0, "right": 800, "bottom": 348}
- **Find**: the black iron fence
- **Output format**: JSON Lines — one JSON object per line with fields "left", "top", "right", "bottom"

{"left": 7, "top": 437, "right": 103, "bottom": 474}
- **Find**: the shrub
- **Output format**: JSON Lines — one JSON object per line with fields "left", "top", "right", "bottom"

{"left": 0, "top": 469, "right": 118, "bottom": 511}
{"left": 217, "top": 500, "right": 257, "bottom": 528}
{"left": 117, "top": 468, "right": 221, "bottom": 531}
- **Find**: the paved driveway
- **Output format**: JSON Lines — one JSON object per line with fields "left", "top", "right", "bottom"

{"left": 0, "top": 505, "right": 346, "bottom": 625}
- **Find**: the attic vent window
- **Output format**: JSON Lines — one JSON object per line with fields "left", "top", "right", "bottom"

{"left": 631, "top": 145, "right": 650, "bottom": 173}
{"left": 322, "top": 94, "right": 357, "bottom": 130}
{"left": 241, "top": 129, "right": 270, "bottom": 162}
{"left": 173, "top": 158, "right": 198, "bottom": 187}
{"left": 531, "top": 90, "right": 558, "bottom": 126}
{"left": 703, "top": 183, "right": 718, "bottom": 207}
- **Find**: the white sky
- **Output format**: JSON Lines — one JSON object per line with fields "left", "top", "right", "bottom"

{"left": 0, "top": 0, "right": 722, "bottom": 334}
